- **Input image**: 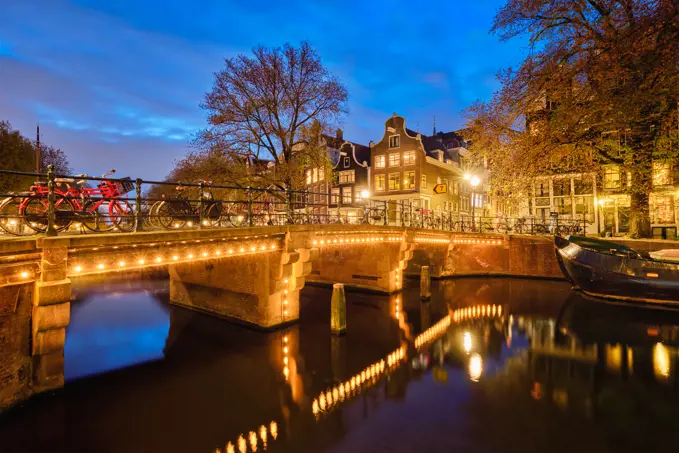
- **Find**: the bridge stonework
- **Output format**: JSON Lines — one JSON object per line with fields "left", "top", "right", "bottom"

{"left": 0, "top": 225, "right": 568, "bottom": 411}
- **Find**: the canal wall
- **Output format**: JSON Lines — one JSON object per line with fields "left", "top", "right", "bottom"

{"left": 407, "top": 235, "right": 563, "bottom": 279}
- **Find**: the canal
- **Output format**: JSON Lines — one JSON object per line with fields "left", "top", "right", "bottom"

{"left": 2, "top": 277, "right": 679, "bottom": 452}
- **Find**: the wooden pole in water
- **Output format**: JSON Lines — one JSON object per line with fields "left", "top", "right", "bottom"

{"left": 331, "top": 283, "right": 347, "bottom": 335}
{"left": 420, "top": 266, "right": 431, "bottom": 300}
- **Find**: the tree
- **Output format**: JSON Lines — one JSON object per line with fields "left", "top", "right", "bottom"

{"left": 0, "top": 121, "right": 72, "bottom": 192}
{"left": 196, "top": 41, "right": 348, "bottom": 193}
{"left": 464, "top": 0, "right": 679, "bottom": 237}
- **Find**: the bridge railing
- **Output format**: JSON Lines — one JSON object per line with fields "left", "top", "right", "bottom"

{"left": 0, "top": 167, "right": 588, "bottom": 237}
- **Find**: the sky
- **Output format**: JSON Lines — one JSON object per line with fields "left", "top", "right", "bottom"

{"left": 0, "top": 0, "right": 527, "bottom": 180}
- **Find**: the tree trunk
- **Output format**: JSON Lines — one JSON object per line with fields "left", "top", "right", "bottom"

{"left": 627, "top": 132, "right": 653, "bottom": 238}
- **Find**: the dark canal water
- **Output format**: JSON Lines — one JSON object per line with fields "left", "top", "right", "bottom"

{"left": 2, "top": 277, "right": 679, "bottom": 452}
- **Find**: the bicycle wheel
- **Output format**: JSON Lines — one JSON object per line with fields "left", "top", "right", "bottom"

{"left": 203, "top": 203, "right": 222, "bottom": 227}
{"left": 109, "top": 200, "right": 134, "bottom": 232}
{"left": 156, "top": 201, "right": 180, "bottom": 229}
{"left": 534, "top": 224, "right": 548, "bottom": 234}
{"left": 0, "top": 196, "right": 34, "bottom": 236}
{"left": 496, "top": 222, "right": 509, "bottom": 234}
{"left": 23, "top": 194, "right": 75, "bottom": 232}
{"left": 367, "top": 208, "right": 384, "bottom": 225}
{"left": 83, "top": 199, "right": 117, "bottom": 232}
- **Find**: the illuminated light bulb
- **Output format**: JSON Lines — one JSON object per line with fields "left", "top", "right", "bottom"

{"left": 270, "top": 244, "right": 276, "bottom": 249}
{"left": 320, "top": 240, "right": 325, "bottom": 245}
{"left": 326, "top": 390, "right": 333, "bottom": 405}
{"left": 339, "top": 385, "right": 344, "bottom": 398}
{"left": 216, "top": 250, "right": 221, "bottom": 255}
{"left": 283, "top": 336, "right": 288, "bottom": 343}
{"left": 283, "top": 366, "right": 289, "bottom": 378}
{"left": 313, "top": 240, "right": 318, "bottom": 245}
{"left": 249, "top": 431, "right": 258, "bottom": 452}
{"left": 20, "top": 271, "right": 29, "bottom": 279}
{"left": 173, "top": 255, "right": 178, "bottom": 261}
{"left": 283, "top": 299, "right": 288, "bottom": 305}
{"left": 138, "top": 259, "right": 145, "bottom": 265}
{"left": 97, "top": 264, "right": 105, "bottom": 270}
{"left": 270, "top": 422, "right": 278, "bottom": 440}
{"left": 238, "top": 435, "right": 246, "bottom": 453}
{"left": 174, "top": 223, "right": 180, "bottom": 228}
{"left": 74, "top": 266, "right": 82, "bottom": 273}
{"left": 498, "top": 306, "right": 502, "bottom": 316}
{"left": 340, "top": 239, "right": 344, "bottom": 243}
{"left": 119, "top": 261, "right": 126, "bottom": 267}
{"left": 228, "top": 249, "right": 234, "bottom": 254}
{"left": 320, "top": 394, "right": 327, "bottom": 411}
{"left": 156, "top": 257, "right": 162, "bottom": 263}
{"left": 187, "top": 221, "right": 193, "bottom": 227}
{"left": 333, "top": 239, "right": 337, "bottom": 243}
{"left": 239, "top": 248, "right": 245, "bottom": 253}
{"left": 345, "top": 381, "right": 350, "bottom": 393}
{"left": 259, "top": 425, "right": 267, "bottom": 444}
{"left": 283, "top": 356, "right": 288, "bottom": 365}
{"left": 226, "top": 442, "right": 235, "bottom": 453}
{"left": 284, "top": 279, "right": 289, "bottom": 284}
{"left": 283, "top": 309, "right": 288, "bottom": 316}
{"left": 188, "top": 254, "right": 194, "bottom": 259}
{"left": 202, "top": 252, "right": 208, "bottom": 257}
{"left": 361, "top": 370, "right": 366, "bottom": 382}
{"left": 333, "top": 387, "right": 339, "bottom": 401}
{"left": 312, "top": 399, "right": 319, "bottom": 415}
{"left": 250, "top": 246, "right": 256, "bottom": 252}
{"left": 283, "top": 346, "right": 289, "bottom": 354}
{"left": 351, "top": 376, "right": 356, "bottom": 387}
{"left": 203, "top": 220, "right": 209, "bottom": 226}
{"left": 260, "top": 245, "right": 266, "bottom": 251}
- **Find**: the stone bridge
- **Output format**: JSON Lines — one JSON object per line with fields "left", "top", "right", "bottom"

{"left": 0, "top": 224, "right": 562, "bottom": 409}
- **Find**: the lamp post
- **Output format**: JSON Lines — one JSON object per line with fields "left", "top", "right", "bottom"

{"left": 465, "top": 173, "right": 481, "bottom": 231}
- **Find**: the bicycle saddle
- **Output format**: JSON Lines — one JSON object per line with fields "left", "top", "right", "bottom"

{"left": 55, "top": 178, "right": 75, "bottom": 183}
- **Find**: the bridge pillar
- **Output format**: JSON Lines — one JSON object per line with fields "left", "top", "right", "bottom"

{"left": 307, "top": 231, "right": 414, "bottom": 293}
{"left": 168, "top": 234, "right": 317, "bottom": 329}
{"left": 32, "top": 238, "right": 71, "bottom": 393}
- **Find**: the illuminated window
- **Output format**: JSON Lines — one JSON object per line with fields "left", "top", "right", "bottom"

{"left": 653, "top": 161, "right": 672, "bottom": 186}
{"left": 342, "top": 187, "right": 352, "bottom": 204}
{"left": 331, "top": 187, "right": 339, "bottom": 204}
{"left": 306, "top": 170, "right": 311, "bottom": 185}
{"left": 603, "top": 165, "right": 621, "bottom": 189}
{"left": 389, "top": 135, "right": 400, "bottom": 148}
{"left": 355, "top": 187, "right": 366, "bottom": 200}
{"left": 312, "top": 168, "right": 318, "bottom": 183}
{"left": 338, "top": 170, "right": 355, "bottom": 184}
{"left": 421, "top": 174, "right": 427, "bottom": 191}
{"left": 652, "top": 195, "right": 675, "bottom": 224}
{"left": 403, "top": 150, "right": 416, "bottom": 166}
{"left": 375, "top": 155, "right": 385, "bottom": 169}
{"left": 389, "top": 153, "right": 400, "bottom": 167}
{"left": 388, "top": 173, "right": 400, "bottom": 191}
{"left": 375, "top": 175, "right": 386, "bottom": 192}
{"left": 404, "top": 171, "right": 415, "bottom": 189}
{"left": 318, "top": 167, "right": 325, "bottom": 181}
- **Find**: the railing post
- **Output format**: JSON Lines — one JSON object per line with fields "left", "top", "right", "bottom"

{"left": 285, "top": 189, "right": 292, "bottom": 225}
{"left": 134, "top": 178, "right": 143, "bottom": 232}
{"left": 384, "top": 200, "right": 388, "bottom": 226}
{"left": 247, "top": 186, "right": 253, "bottom": 227}
{"left": 45, "top": 165, "right": 57, "bottom": 237}
{"left": 198, "top": 181, "right": 205, "bottom": 230}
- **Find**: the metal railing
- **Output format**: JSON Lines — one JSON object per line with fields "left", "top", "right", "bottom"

{"left": 0, "top": 167, "right": 588, "bottom": 237}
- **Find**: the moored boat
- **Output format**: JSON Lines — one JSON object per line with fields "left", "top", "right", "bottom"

{"left": 554, "top": 235, "right": 679, "bottom": 304}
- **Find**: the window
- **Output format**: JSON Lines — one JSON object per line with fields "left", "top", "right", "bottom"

{"left": 343, "top": 157, "right": 350, "bottom": 169}
{"left": 535, "top": 181, "right": 549, "bottom": 197}
{"left": 553, "top": 179, "right": 571, "bottom": 196}
{"left": 375, "top": 175, "right": 386, "bottom": 192}
{"left": 653, "top": 161, "right": 672, "bottom": 186}
{"left": 421, "top": 174, "right": 427, "bottom": 191}
{"left": 403, "top": 150, "right": 416, "bottom": 166}
{"left": 389, "top": 135, "right": 400, "bottom": 148}
{"left": 404, "top": 171, "right": 415, "bottom": 189}
{"left": 306, "top": 170, "right": 311, "bottom": 185}
{"left": 574, "top": 177, "right": 593, "bottom": 195}
{"left": 652, "top": 195, "right": 675, "bottom": 224}
{"left": 603, "top": 165, "right": 621, "bottom": 189}
{"left": 318, "top": 167, "right": 325, "bottom": 181}
{"left": 388, "top": 173, "right": 400, "bottom": 191}
{"left": 443, "top": 178, "right": 449, "bottom": 193}
{"left": 575, "top": 196, "right": 594, "bottom": 221}
{"left": 338, "top": 170, "right": 355, "bottom": 184}
{"left": 342, "top": 187, "right": 352, "bottom": 204}
{"left": 453, "top": 182, "right": 458, "bottom": 195}
{"left": 389, "top": 152, "right": 400, "bottom": 167}
{"left": 375, "top": 155, "right": 385, "bottom": 169}
{"left": 355, "top": 187, "right": 366, "bottom": 200}
{"left": 554, "top": 197, "right": 572, "bottom": 215}
{"left": 312, "top": 168, "right": 318, "bottom": 183}
{"left": 331, "top": 188, "right": 340, "bottom": 204}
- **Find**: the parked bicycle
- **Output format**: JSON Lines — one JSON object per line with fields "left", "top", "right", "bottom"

{"left": 153, "top": 181, "right": 222, "bottom": 229}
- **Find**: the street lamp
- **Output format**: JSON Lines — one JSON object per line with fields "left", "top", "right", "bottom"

{"left": 466, "top": 174, "right": 481, "bottom": 230}
{"left": 361, "top": 189, "right": 370, "bottom": 200}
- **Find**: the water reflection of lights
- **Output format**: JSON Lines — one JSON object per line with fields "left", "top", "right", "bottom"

{"left": 217, "top": 423, "right": 276, "bottom": 453}
{"left": 653, "top": 342, "right": 671, "bottom": 381}
{"left": 452, "top": 304, "right": 502, "bottom": 323}
{"left": 468, "top": 353, "right": 483, "bottom": 382}
{"left": 312, "top": 346, "right": 405, "bottom": 418}
{"left": 463, "top": 332, "right": 472, "bottom": 353}
{"left": 414, "top": 316, "right": 451, "bottom": 348}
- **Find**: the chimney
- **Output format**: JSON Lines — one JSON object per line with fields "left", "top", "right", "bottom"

{"left": 335, "top": 129, "right": 343, "bottom": 143}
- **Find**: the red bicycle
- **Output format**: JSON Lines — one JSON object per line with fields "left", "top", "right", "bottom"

{"left": 14, "top": 170, "right": 135, "bottom": 233}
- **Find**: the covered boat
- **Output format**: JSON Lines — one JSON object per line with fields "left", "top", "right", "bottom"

{"left": 554, "top": 235, "right": 679, "bottom": 304}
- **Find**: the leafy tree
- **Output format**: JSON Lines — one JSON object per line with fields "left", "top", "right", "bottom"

{"left": 196, "top": 41, "right": 347, "bottom": 194}
{"left": 39, "top": 145, "right": 71, "bottom": 175}
{"left": 0, "top": 121, "right": 37, "bottom": 193}
{"left": 464, "top": 0, "right": 679, "bottom": 236}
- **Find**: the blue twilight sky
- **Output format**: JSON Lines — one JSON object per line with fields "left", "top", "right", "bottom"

{"left": 0, "top": 0, "right": 527, "bottom": 180}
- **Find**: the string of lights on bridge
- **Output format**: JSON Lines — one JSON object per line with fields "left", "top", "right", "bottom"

{"left": 312, "top": 346, "right": 406, "bottom": 418}
{"left": 453, "top": 238, "right": 503, "bottom": 245}
{"left": 312, "top": 235, "right": 402, "bottom": 246}
{"left": 213, "top": 421, "right": 278, "bottom": 453}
